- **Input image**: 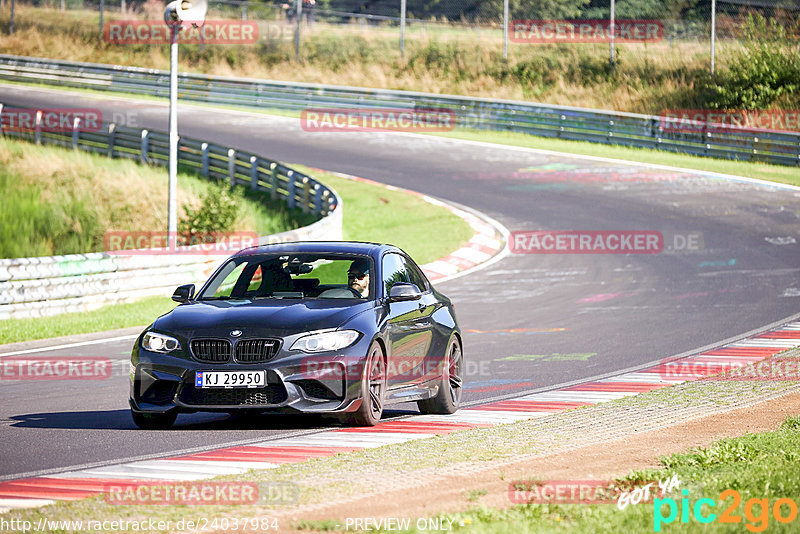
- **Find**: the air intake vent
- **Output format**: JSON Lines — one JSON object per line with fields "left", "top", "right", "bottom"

{"left": 190, "top": 339, "right": 232, "bottom": 363}
{"left": 234, "top": 339, "right": 280, "bottom": 363}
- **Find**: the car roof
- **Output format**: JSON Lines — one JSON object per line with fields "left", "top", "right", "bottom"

{"left": 234, "top": 241, "right": 402, "bottom": 258}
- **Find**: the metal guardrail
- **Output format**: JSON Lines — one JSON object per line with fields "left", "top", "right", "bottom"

{"left": 0, "top": 54, "right": 798, "bottom": 166}
{"left": 0, "top": 102, "right": 342, "bottom": 320}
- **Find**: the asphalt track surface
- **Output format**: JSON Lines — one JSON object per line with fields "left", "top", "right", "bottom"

{"left": 1, "top": 85, "right": 799, "bottom": 480}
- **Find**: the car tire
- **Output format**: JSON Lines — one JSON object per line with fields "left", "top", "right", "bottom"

{"left": 341, "top": 340, "right": 386, "bottom": 427}
{"left": 418, "top": 336, "right": 462, "bottom": 415}
{"left": 131, "top": 409, "right": 177, "bottom": 429}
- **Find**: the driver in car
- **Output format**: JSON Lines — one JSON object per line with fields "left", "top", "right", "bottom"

{"left": 347, "top": 259, "right": 370, "bottom": 298}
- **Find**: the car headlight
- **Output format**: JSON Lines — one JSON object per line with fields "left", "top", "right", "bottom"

{"left": 142, "top": 332, "right": 181, "bottom": 353}
{"left": 290, "top": 330, "right": 360, "bottom": 353}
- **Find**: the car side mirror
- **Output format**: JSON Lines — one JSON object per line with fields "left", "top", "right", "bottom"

{"left": 387, "top": 283, "right": 422, "bottom": 302}
{"left": 172, "top": 284, "right": 195, "bottom": 303}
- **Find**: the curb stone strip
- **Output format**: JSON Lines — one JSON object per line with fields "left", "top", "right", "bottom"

{"left": 1, "top": 320, "right": 799, "bottom": 512}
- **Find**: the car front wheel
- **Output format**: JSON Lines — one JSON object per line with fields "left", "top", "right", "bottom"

{"left": 341, "top": 340, "right": 386, "bottom": 426}
{"left": 418, "top": 336, "right": 462, "bottom": 415}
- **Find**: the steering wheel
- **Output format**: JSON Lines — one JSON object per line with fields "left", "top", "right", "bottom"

{"left": 317, "top": 287, "right": 362, "bottom": 299}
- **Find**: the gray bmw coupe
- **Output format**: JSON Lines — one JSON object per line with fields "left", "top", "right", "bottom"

{"left": 130, "top": 241, "right": 463, "bottom": 428}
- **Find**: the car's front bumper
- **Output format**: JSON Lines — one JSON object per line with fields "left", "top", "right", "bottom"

{"left": 130, "top": 337, "right": 371, "bottom": 416}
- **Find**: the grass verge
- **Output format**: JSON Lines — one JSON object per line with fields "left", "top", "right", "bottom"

{"left": 0, "top": 135, "right": 315, "bottom": 258}
{"left": 394, "top": 414, "right": 800, "bottom": 534}
{"left": 0, "top": 166, "right": 472, "bottom": 345}
{"left": 0, "top": 296, "right": 175, "bottom": 344}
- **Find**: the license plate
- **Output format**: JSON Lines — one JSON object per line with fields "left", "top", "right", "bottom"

{"left": 195, "top": 370, "right": 266, "bottom": 389}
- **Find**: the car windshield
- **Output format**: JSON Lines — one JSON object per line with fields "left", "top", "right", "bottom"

{"left": 197, "top": 253, "right": 374, "bottom": 301}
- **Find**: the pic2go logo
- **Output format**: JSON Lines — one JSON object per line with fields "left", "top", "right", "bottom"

{"left": 654, "top": 489, "right": 799, "bottom": 532}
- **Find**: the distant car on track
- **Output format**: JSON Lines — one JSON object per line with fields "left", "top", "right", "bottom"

{"left": 130, "top": 241, "right": 463, "bottom": 428}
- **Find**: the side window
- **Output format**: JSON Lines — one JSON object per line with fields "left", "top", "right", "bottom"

{"left": 210, "top": 262, "right": 247, "bottom": 298}
{"left": 403, "top": 256, "right": 429, "bottom": 292}
{"left": 382, "top": 253, "right": 410, "bottom": 295}
{"left": 247, "top": 265, "right": 263, "bottom": 292}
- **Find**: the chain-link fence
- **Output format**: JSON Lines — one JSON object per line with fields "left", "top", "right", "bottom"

{"left": 2, "top": 1, "right": 799, "bottom": 113}
{"left": 7, "top": 1, "right": 798, "bottom": 61}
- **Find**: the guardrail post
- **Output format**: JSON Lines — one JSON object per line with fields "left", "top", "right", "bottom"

{"left": 0, "top": 103, "right": 4, "bottom": 137}
{"left": 270, "top": 162, "right": 278, "bottom": 199}
{"left": 752, "top": 136, "right": 759, "bottom": 162}
{"left": 228, "top": 148, "right": 237, "bottom": 187}
{"left": 287, "top": 170, "right": 296, "bottom": 209}
{"left": 250, "top": 156, "right": 259, "bottom": 191}
{"left": 72, "top": 117, "right": 81, "bottom": 149}
{"left": 201, "top": 143, "right": 209, "bottom": 176}
{"left": 301, "top": 177, "right": 310, "bottom": 214}
{"left": 320, "top": 190, "right": 330, "bottom": 216}
{"left": 314, "top": 184, "right": 322, "bottom": 214}
{"left": 140, "top": 129, "right": 149, "bottom": 163}
{"left": 608, "top": 119, "right": 614, "bottom": 142}
{"left": 35, "top": 110, "right": 42, "bottom": 144}
{"left": 107, "top": 123, "right": 116, "bottom": 157}
{"left": 559, "top": 114, "right": 565, "bottom": 138}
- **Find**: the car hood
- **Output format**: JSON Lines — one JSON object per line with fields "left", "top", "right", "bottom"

{"left": 152, "top": 299, "right": 374, "bottom": 338}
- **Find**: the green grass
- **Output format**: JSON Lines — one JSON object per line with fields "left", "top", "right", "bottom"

{"left": 0, "top": 167, "right": 472, "bottom": 345}
{"left": 0, "top": 136, "right": 315, "bottom": 258}
{"left": 0, "top": 296, "right": 175, "bottom": 344}
{"left": 396, "top": 415, "right": 800, "bottom": 534}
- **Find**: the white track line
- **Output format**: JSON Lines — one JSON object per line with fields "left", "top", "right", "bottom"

{"left": 0, "top": 334, "right": 138, "bottom": 357}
